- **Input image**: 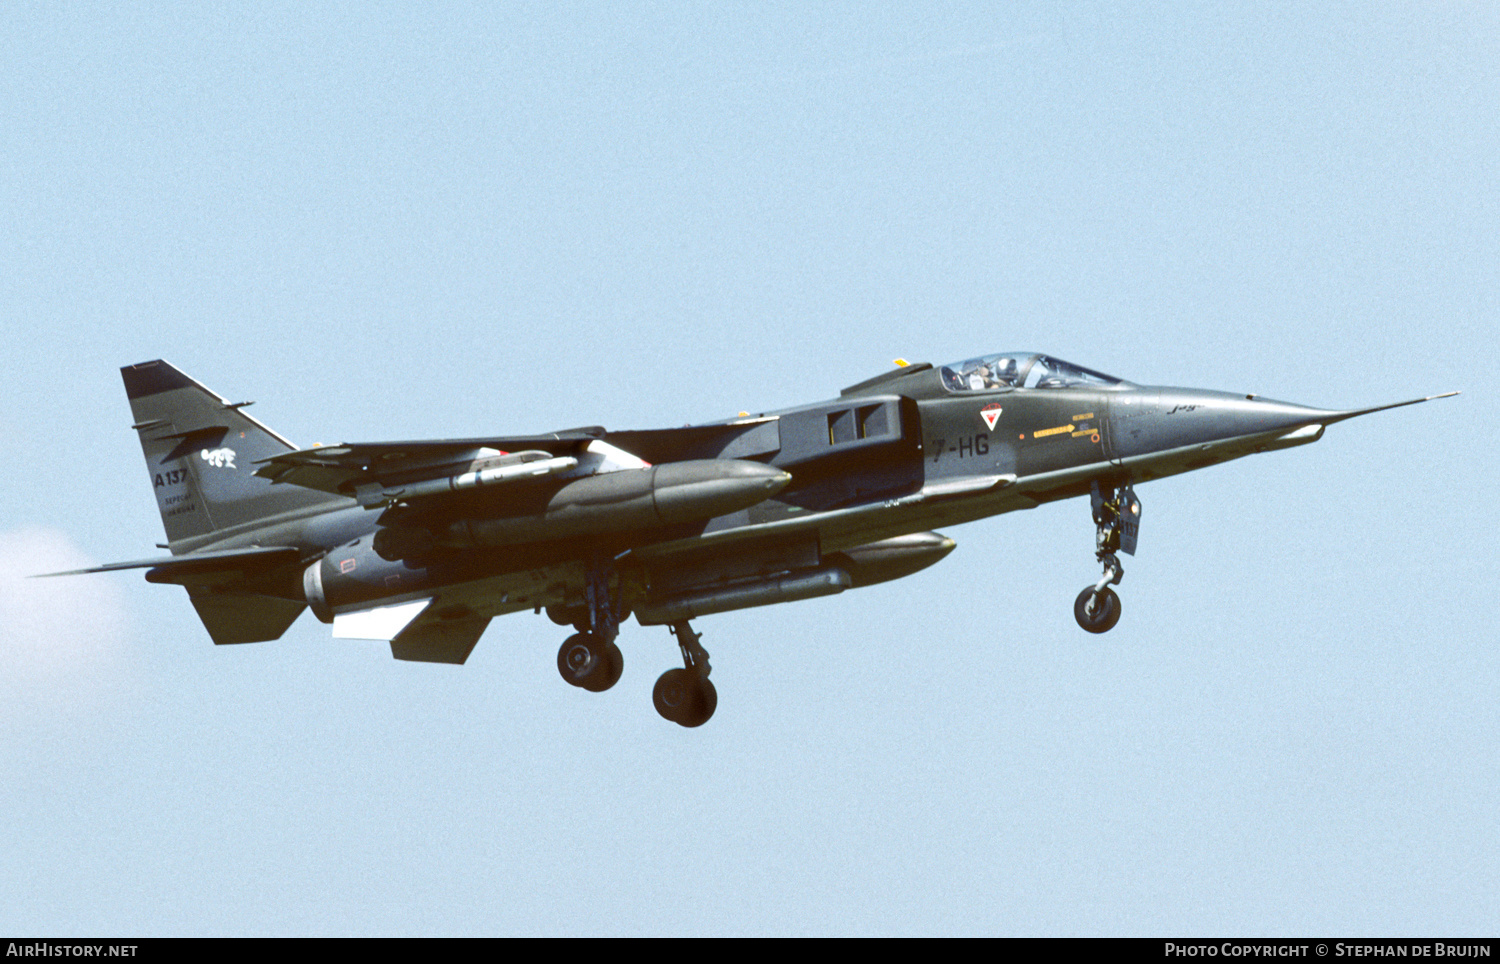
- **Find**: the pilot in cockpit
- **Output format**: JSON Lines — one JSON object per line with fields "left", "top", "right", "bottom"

{"left": 968, "top": 357, "right": 1018, "bottom": 390}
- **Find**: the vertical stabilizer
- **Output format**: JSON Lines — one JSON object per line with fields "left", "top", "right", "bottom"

{"left": 122, "top": 360, "right": 346, "bottom": 545}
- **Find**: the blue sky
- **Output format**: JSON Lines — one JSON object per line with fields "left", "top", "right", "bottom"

{"left": 2, "top": 3, "right": 1494, "bottom": 935}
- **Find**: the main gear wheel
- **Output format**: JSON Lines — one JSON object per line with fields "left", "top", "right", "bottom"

{"left": 557, "top": 632, "right": 624, "bottom": 692}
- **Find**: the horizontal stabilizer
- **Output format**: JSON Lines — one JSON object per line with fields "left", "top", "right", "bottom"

{"left": 36, "top": 545, "right": 301, "bottom": 581}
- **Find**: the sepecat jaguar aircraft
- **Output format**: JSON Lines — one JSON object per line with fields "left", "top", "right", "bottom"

{"left": 44, "top": 355, "right": 1456, "bottom": 726}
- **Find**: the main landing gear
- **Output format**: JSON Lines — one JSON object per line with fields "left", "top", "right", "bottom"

{"left": 1075, "top": 481, "right": 1140, "bottom": 634}
{"left": 557, "top": 631, "right": 624, "bottom": 692}
{"left": 553, "top": 561, "right": 625, "bottom": 692}
{"left": 653, "top": 621, "right": 716, "bottom": 728}
{"left": 548, "top": 561, "right": 718, "bottom": 727}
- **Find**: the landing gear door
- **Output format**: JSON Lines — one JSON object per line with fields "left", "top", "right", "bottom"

{"left": 1119, "top": 487, "right": 1141, "bottom": 556}
{"left": 1091, "top": 482, "right": 1142, "bottom": 557}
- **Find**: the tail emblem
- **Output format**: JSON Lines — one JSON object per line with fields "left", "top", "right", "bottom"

{"left": 200, "top": 447, "right": 237, "bottom": 469}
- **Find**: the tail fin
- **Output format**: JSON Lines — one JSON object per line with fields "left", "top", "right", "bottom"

{"left": 122, "top": 360, "right": 345, "bottom": 545}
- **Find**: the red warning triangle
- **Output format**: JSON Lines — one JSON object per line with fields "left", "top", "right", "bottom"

{"left": 980, "top": 404, "right": 1003, "bottom": 431}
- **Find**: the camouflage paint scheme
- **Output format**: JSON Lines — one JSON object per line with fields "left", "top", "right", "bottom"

{"left": 46, "top": 355, "right": 1455, "bottom": 726}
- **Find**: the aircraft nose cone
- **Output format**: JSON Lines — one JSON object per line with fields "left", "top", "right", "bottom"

{"left": 1175, "top": 391, "right": 1335, "bottom": 437}
{"left": 1109, "top": 388, "right": 1337, "bottom": 461}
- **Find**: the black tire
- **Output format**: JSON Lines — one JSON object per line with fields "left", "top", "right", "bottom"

{"left": 652, "top": 669, "right": 717, "bottom": 727}
{"left": 679, "top": 677, "right": 717, "bottom": 728}
{"left": 652, "top": 668, "right": 689, "bottom": 721}
{"left": 546, "top": 604, "right": 585, "bottom": 628}
{"left": 558, "top": 632, "right": 611, "bottom": 689}
{"left": 1074, "top": 586, "right": 1122, "bottom": 634}
{"left": 586, "top": 641, "right": 624, "bottom": 693}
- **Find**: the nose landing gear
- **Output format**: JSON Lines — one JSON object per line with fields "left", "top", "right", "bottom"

{"left": 1076, "top": 482, "right": 1139, "bottom": 634}
{"left": 1075, "top": 580, "right": 1122, "bottom": 634}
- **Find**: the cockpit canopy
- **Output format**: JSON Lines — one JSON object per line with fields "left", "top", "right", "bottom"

{"left": 939, "top": 353, "right": 1125, "bottom": 393}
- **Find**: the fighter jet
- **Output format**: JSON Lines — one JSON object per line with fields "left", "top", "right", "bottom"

{"left": 44, "top": 355, "right": 1455, "bottom": 727}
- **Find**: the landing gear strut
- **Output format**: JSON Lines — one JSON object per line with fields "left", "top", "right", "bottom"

{"left": 556, "top": 558, "right": 625, "bottom": 692}
{"left": 653, "top": 620, "right": 716, "bottom": 727}
{"left": 1076, "top": 482, "right": 1140, "bottom": 634}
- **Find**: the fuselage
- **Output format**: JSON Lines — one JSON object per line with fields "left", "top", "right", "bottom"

{"left": 160, "top": 352, "right": 1383, "bottom": 626}
{"left": 67, "top": 353, "right": 1448, "bottom": 722}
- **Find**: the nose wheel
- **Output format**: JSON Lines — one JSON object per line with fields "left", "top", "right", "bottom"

{"left": 1075, "top": 585, "right": 1122, "bottom": 634}
{"left": 1076, "top": 482, "right": 1139, "bottom": 634}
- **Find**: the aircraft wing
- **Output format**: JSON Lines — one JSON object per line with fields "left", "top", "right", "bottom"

{"left": 604, "top": 416, "right": 780, "bottom": 464}
{"left": 253, "top": 419, "right": 785, "bottom": 509}
{"left": 253, "top": 430, "right": 606, "bottom": 502}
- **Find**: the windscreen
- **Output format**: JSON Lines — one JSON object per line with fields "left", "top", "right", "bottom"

{"left": 939, "top": 353, "right": 1124, "bottom": 392}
